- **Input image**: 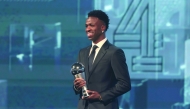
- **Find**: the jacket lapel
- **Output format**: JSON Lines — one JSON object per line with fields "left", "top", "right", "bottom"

{"left": 88, "top": 41, "right": 110, "bottom": 81}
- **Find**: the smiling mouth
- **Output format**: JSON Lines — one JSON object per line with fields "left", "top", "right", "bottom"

{"left": 87, "top": 32, "right": 93, "bottom": 36}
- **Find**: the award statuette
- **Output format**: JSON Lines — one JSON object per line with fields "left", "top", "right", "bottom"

{"left": 71, "top": 62, "right": 89, "bottom": 98}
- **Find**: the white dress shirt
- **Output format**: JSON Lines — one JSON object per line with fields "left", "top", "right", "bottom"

{"left": 89, "top": 38, "right": 107, "bottom": 63}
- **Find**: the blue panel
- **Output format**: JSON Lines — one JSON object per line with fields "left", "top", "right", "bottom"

{"left": 133, "top": 57, "right": 162, "bottom": 64}
{"left": 115, "top": 42, "right": 140, "bottom": 48}
{"left": 133, "top": 64, "right": 162, "bottom": 71}
{"left": 114, "top": 34, "right": 140, "bottom": 40}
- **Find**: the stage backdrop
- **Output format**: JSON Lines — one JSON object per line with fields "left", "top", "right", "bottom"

{"left": 0, "top": 0, "right": 189, "bottom": 109}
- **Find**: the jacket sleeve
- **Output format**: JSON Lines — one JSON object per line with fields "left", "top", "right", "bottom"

{"left": 73, "top": 85, "right": 81, "bottom": 95}
{"left": 100, "top": 49, "right": 131, "bottom": 104}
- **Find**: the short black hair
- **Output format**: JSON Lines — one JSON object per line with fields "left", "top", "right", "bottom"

{"left": 88, "top": 10, "right": 110, "bottom": 31}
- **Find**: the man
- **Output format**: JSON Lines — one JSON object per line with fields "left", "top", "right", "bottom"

{"left": 73, "top": 10, "right": 131, "bottom": 109}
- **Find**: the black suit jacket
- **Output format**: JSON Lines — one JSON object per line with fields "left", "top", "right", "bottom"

{"left": 75, "top": 40, "right": 131, "bottom": 109}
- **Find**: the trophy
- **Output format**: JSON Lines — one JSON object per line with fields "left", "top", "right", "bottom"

{"left": 71, "top": 62, "right": 89, "bottom": 98}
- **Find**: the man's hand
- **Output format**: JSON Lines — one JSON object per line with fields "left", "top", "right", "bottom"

{"left": 82, "top": 90, "right": 102, "bottom": 100}
{"left": 74, "top": 78, "right": 86, "bottom": 90}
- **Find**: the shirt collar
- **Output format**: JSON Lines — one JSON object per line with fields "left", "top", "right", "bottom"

{"left": 92, "top": 38, "right": 107, "bottom": 48}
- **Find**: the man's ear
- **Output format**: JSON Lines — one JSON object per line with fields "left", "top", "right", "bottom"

{"left": 101, "top": 25, "right": 106, "bottom": 32}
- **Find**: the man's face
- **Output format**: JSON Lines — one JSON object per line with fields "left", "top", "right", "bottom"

{"left": 85, "top": 17, "right": 103, "bottom": 42}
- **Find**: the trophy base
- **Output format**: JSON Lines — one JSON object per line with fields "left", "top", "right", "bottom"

{"left": 83, "top": 92, "right": 89, "bottom": 98}
{"left": 82, "top": 87, "right": 89, "bottom": 98}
